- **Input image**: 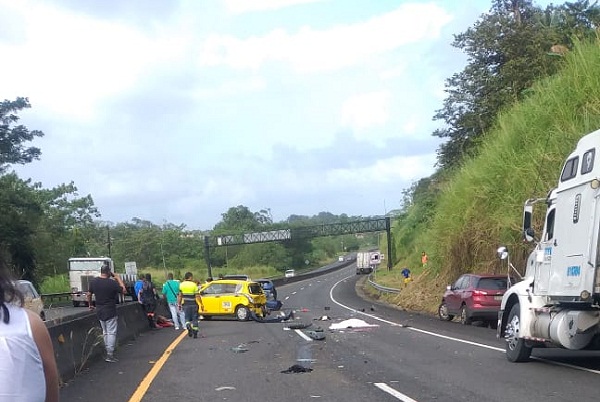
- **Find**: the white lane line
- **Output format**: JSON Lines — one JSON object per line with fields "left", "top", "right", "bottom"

{"left": 329, "top": 274, "right": 600, "bottom": 376}
{"left": 374, "top": 383, "right": 418, "bottom": 402}
{"left": 408, "top": 326, "right": 504, "bottom": 352}
{"left": 295, "top": 329, "right": 312, "bottom": 341}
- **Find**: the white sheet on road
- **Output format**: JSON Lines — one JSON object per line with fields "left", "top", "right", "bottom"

{"left": 329, "top": 318, "right": 379, "bottom": 330}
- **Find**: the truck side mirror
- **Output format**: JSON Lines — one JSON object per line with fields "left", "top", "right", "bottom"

{"left": 523, "top": 227, "right": 535, "bottom": 243}
{"left": 497, "top": 246, "right": 508, "bottom": 260}
{"left": 522, "top": 204, "right": 539, "bottom": 243}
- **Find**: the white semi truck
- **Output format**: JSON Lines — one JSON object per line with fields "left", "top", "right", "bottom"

{"left": 497, "top": 128, "right": 600, "bottom": 362}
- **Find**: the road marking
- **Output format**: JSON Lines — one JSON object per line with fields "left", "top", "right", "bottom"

{"left": 295, "top": 328, "right": 313, "bottom": 341}
{"left": 329, "top": 274, "right": 600, "bottom": 376}
{"left": 374, "top": 383, "right": 418, "bottom": 402}
{"left": 128, "top": 330, "right": 188, "bottom": 402}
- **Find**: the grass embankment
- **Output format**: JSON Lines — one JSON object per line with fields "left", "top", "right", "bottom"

{"left": 375, "top": 39, "right": 600, "bottom": 315}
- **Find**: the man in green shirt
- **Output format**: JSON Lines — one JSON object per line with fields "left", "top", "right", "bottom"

{"left": 162, "top": 273, "right": 185, "bottom": 330}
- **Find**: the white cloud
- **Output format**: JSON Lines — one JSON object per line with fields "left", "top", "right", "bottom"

{"left": 224, "top": 0, "right": 324, "bottom": 14}
{"left": 0, "top": 1, "right": 185, "bottom": 121}
{"left": 198, "top": 3, "right": 453, "bottom": 73}
{"left": 340, "top": 91, "right": 391, "bottom": 133}
{"left": 326, "top": 154, "right": 436, "bottom": 185}
{"left": 193, "top": 76, "right": 266, "bottom": 99}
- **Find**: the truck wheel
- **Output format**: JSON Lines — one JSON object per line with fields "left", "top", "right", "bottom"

{"left": 438, "top": 302, "right": 454, "bottom": 321}
{"left": 459, "top": 305, "right": 472, "bottom": 325}
{"left": 235, "top": 306, "right": 250, "bottom": 321}
{"left": 505, "top": 303, "right": 532, "bottom": 362}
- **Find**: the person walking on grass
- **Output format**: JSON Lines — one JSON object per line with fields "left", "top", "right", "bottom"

{"left": 162, "top": 273, "right": 185, "bottom": 330}
{"left": 177, "top": 272, "right": 203, "bottom": 339}
{"left": 88, "top": 262, "right": 126, "bottom": 363}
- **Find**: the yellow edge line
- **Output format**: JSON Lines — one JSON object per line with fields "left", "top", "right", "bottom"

{"left": 128, "top": 330, "right": 188, "bottom": 402}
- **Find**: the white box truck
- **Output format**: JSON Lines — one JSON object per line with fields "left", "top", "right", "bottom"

{"left": 497, "top": 128, "right": 600, "bottom": 361}
{"left": 69, "top": 257, "right": 114, "bottom": 307}
{"left": 356, "top": 251, "right": 379, "bottom": 274}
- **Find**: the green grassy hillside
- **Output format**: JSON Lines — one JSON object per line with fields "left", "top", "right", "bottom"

{"left": 375, "top": 39, "right": 600, "bottom": 313}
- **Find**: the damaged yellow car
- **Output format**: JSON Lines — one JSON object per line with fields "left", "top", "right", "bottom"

{"left": 198, "top": 279, "right": 266, "bottom": 321}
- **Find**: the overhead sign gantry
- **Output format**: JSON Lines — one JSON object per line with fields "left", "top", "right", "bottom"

{"left": 203, "top": 217, "right": 392, "bottom": 277}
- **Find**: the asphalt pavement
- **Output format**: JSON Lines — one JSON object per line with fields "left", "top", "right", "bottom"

{"left": 60, "top": 326, "right": 181, "bottom": 401}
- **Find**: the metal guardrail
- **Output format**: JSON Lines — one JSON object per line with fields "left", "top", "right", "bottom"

{"left": 367, "top": 275, "right": 401, "bottom": 294}
{"left": 42, "top": 292, "right": 74, "bottom": 306}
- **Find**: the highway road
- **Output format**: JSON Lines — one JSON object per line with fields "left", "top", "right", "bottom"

{"left": 58, "top": 264, "right": 600, "bottom": 402}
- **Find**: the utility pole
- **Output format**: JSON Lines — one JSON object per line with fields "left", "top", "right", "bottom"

{"left": 106, "top": 225, "right": 112, "bottom": 258}
{"left": 204, "top": 236, "right": 212, "bottom": 279}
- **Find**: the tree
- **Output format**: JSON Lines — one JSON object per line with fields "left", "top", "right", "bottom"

{"left": 432, "top": 0, "right": 600, "bottom": 169}
{"left": 0, "top": 97, "right": 43, "bottom": 173}
{"left": 0, "top": 174, "right": 44, "bottom": 283}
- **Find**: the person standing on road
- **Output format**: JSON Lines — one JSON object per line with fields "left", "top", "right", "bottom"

{"left": 0, "top": 261, "right": 60, "bottom": 402}
{"left": 162, "top": 273, "right": 185, "bottom": 330}
{"left": 139, "top": 274, "right": 158, "bottom": 329}
{"left": 177, "top": 272, "right": 203, "bottom": 339}
{"left": 88, "top": 263, "right": 126, "bottom": 363}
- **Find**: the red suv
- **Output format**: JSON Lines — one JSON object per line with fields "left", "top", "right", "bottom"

{"left": 438, "top": 274, "right": 510, "bottom": 326}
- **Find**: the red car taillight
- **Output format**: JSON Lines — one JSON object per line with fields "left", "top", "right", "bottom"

{"left": 472, "top": 290, "right": 488, "bottom": 296}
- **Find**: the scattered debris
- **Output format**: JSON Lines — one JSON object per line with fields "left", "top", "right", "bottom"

{"left": 287, "top": 322, "right": 312, "bottom": 330}
{"left": 281, "top": 364, "right": 313, "bottom": 374}
{"left": 215, "top": 386, "right": 236, "bottom": 391}
{"left": 329, "top": 319, "right": 379, "bottom": 330}
{"left": 231, "top": 344, "right": 249, "bottom": 353}
{"left": 306, "top": 330, "right": 326, "bottom": 340}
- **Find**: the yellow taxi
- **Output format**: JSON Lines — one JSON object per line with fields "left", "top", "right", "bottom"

{"left": 198, "top": 279, "right": 266, "bottom": 321}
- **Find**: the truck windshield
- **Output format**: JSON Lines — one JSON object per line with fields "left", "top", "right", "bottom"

{"left": 69, "top": 260, "right": 107, "bottom": 271}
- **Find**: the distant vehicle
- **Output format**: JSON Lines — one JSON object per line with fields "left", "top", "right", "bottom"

{"left": 438, "top": 274, "right": 510, "bottom": 326}
{"left": 15, "top": 280, "right": 45, "bottom": 321}
{"left": 198, "top": 279, "right": 266, "bottom": 321}
{"left": 338, "top": 256, "right": 344, "bottom": 262}
{"left": 255, "top": 279, "right": 277, "bottom": 300}
{"left": 69, "top": 257, "right": 136, "bottom": 306}
{"left": 221, "top": 274, "right": 251, "bottom": 281}
{"left": 284, "top": 269, "right": 295, "bottom": 278}
{"left": 356, "top": 251, "right": 378, "bottom": 274}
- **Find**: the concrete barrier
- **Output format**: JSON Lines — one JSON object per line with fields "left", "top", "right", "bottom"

{"left": 47, "top": 300, "right": 169, "bottom": 383}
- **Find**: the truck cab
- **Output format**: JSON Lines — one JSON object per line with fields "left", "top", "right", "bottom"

{"left": 498, "top": 129, "right": 600, "bottom": 361}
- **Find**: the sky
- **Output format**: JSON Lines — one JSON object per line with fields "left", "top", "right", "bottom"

{"left": 0, "top": 0, "right": 529, "bottom": 230}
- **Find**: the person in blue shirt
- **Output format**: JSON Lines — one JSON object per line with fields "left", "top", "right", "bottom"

{"left": 401, "top": 267, "right": 412, "bottom": 286}
{"left": 133, "top": 276, "right": 144, "bottom": 302}
{"left": 161, "top": 273, "right": 185, "bottom": 330}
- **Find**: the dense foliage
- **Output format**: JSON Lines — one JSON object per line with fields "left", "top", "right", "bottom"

{"left": 383, "top": 0, "right": 600, "bottom": 313}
